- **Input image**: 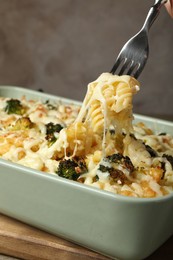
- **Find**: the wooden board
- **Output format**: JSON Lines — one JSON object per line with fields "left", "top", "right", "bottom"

{"left": 0, "top": 214, "right": 173, "bottom": 260}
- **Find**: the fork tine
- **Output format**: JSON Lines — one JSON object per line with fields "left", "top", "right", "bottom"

{"left": 126, "top": 60, "right": 135, "bottom": 76}
{"left": 119, "top": 59, "right": 131, "bottom": 76}
{"left": 110, "top": 57, "right": 122, "bottom": 74}
{"left": 126, "top": 61, "right": 141, "bottom": 77}
{"left": 133, "top": 64, "right": 143, "bottom": 79}
{"left": 118, "top": 59, "right": 127, "bottom": 76}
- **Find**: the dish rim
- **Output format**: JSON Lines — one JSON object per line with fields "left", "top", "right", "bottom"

{"left": 0, "top": 85, "right": 173, "bottom": 203}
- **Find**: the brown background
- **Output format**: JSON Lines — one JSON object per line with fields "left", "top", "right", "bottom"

{"left": 0, "top": 1, "right": 173, "bottom": 259}
{"left": 0, "top": 0, "right": 172, "bottom": 117}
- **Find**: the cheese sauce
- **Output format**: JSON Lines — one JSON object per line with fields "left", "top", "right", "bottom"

{"left": 0, "top": 74, "right": 173, "bottom": 198}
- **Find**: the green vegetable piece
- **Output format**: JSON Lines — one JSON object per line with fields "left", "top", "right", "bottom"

{"left": 12, "top": 117, "right": 35, "bottom": 131}
{"left": 45, "top": 122, "right": 63, "bottom": 145}
{"left": 56, "top": 157, "right": 87, "bottom": 180}
{"left": 98, "top": 153, "right": 134, "bottom": 184}
{"left": 5, "top": 99, "right": 25, "bottom": 115}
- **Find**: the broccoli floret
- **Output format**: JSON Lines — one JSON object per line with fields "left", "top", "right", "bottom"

{"left": 98, "top": 153, "right": 134, "bottom": 184}
{"left": 5, "top": 99, "right": 26, "bottom": 115}
{"left": 12, "top": 117, "right": 35, "bottom": 130}
{"left": 107, "top": 153, "right": 134, "bottom": 173}
{"left": 56, "top": 157, "right": 87, "bottom": 180}
{"left": 98, "top": 162, "right": 127, "bottom": 184}
{"left": 45, "top": 122, "right": 63, "bottom": 145}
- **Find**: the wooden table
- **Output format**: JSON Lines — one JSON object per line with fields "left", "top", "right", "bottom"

{"left": 0, "top": 213, "right": 173, "bottom": 260}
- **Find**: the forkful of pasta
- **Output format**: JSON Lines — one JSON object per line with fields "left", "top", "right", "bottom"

{"left": 110, "top": 0, "right": 167, "bottom": 79}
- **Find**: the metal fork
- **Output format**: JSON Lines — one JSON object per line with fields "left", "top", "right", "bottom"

{"left": 110, "top": 0, "right": 168, "bottom": 79}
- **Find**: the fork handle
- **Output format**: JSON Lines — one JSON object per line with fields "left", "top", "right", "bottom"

{"left": 142, "top": 0, "right": 168, "bottom": 32}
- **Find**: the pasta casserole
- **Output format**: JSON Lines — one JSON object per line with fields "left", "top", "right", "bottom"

{"left": 0, "top": 73, "right": 173, "bottom": 198}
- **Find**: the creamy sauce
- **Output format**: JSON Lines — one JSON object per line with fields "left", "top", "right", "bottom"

{"left": 0, "top": 74, "right": 173, "bottom": 198}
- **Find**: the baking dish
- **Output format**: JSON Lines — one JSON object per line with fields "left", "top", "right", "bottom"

{"left": 0, "top": 86, "right": 173, "bottom": 260}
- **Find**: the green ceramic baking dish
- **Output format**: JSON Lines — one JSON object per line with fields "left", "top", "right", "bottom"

{"left": 0, "top": 86, "right": 173, "bottom": 260}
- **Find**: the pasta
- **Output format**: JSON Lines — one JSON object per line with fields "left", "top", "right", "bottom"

{"left": 0, "top": 73, "right": 173, "bottom": 198}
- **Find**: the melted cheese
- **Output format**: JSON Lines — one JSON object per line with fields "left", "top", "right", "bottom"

{"left": 0, "top": 74, "right": 173, "bottom": 198}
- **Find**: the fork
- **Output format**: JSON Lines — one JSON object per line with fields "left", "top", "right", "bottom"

{"left": 110, "top": 0, "right": 168, "bottom": 79}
